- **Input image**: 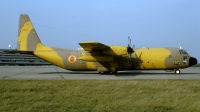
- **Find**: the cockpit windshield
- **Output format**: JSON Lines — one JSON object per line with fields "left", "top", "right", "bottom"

{"left": 179, "top": 50, "right": 188, "bottom": 55}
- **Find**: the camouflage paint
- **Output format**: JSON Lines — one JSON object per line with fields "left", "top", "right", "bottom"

{"left": 132, "top": 48, "right": 171, "bottom": 69}
{"left": 15, "top": 14, "right": 197, "bottom": 73}
{"left": 18, "top": 14, "right": 41, "bottom": 51}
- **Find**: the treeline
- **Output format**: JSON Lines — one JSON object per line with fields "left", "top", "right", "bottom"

{"left": 192, "top": 63, "right": 200, "bottom": 67}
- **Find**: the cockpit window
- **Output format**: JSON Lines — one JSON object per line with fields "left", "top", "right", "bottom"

{"left": 179, "top": 50, "right": 188, "bottom": 55}
{"left": 179, "top": 50, "right": 183, "bottom": 54}
{"left": 184, "top": 51, "right": 188, "bottom": 54}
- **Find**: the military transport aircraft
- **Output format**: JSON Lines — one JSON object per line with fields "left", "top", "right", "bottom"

{"left": 6, "top": 14, "right": 198, "bottom": 74}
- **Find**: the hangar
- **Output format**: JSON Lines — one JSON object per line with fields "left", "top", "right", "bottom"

{"left": 0, "top": 49, "right": 51, "bottom": 66}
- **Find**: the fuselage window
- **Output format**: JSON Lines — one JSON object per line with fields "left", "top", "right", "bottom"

{"left": 183, "top": 56, "right": 187, "bottom": 60}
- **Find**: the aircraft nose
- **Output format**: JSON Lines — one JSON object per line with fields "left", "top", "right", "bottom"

{"left": 189, "top": 57, "right": 198, "bottom": 67}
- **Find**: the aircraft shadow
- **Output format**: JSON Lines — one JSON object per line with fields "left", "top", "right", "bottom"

{"left": 40, "top": 71, "right": 200, "bottom": 76}
{"left": 40, "top": 71, "right": 99, "bottom": 75}
{"left": 115, "top": 72, "right": 199, "bottom": 77}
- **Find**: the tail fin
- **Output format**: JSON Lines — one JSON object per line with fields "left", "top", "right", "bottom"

{"left": 17, "top": 14, "right": 42, "bottom": 51}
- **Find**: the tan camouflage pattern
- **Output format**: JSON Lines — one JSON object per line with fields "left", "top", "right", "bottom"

{"left": 16, "top": 14, "right": 195, "bottom": 73}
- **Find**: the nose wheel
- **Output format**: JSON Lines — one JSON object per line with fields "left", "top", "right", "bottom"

{"left": 174, "top": 69, "right": 181, "bottom": 74}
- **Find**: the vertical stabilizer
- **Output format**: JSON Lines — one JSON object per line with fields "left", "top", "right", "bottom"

{"left": 17, "top": 14, "right": 42, "bottom": 51}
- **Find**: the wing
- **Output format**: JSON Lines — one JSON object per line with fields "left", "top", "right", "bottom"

{"left": 79, "top": 41, "right": 110, "bottom": 52}
{"left": 79, "top": 41, "right": 128, "bottom": 57}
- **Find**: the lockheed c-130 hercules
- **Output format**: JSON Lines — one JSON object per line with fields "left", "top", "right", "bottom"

{"left": 6, "top": 14, "right": 198, "bottom": 74}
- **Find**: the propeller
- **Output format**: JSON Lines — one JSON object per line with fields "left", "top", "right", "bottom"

{"left": 127, "top": 36, "right": 134, "bottom": 57}
{"left": 135, "top": 52, "right": 146, "bottom": 69}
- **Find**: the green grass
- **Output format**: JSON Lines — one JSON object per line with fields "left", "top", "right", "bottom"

{"left": 0, "top": 80, "right": 200, "bottom": 112}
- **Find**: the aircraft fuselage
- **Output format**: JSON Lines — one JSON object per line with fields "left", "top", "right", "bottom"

{"left": 33, "top": 46, "right": 197, "bottom": 73}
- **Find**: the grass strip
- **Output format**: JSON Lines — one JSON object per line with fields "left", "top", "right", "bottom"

{"left": 0, "top": 79, "right": 200, "bottom": 112}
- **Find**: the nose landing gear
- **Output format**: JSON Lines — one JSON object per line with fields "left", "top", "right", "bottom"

{"left": 174, "top": 69, "right": 181, "bottom": 74}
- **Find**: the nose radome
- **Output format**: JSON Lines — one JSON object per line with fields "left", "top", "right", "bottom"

{"left": 189, "top": 57, "right": 198, "bottom": 67}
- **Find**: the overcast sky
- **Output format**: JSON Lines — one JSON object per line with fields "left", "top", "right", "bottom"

{"left": 0, "top": 1, "right": 200, "bottom": 60}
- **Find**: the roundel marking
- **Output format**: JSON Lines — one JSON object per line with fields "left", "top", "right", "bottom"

{"left": 68, "top": 55, "right": 76, "bottom": 63}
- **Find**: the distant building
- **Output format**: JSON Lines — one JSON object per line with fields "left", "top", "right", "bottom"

{"left": 0, "top": 49, "right": 52, "bottom": 66}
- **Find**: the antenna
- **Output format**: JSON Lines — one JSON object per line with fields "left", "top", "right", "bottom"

{"left": 8, "top": 45, "right": 11, "bottom": 49}
{"left": 179, "top": 46, "right": 182, "bottom": 49}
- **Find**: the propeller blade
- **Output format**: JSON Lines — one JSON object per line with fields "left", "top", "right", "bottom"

{"left": 139, "top": 52, "right": 142, "bottom": 58}
{"left": 135, "top": 52, "right": 145, "bottom": 69}
{"left": 127, "top": 36, "right": 135, "bottom": 57}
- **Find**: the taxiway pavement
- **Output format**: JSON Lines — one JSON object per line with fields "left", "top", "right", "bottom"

{"left": 0, "top": 66, "right": 200, "bottom": 80}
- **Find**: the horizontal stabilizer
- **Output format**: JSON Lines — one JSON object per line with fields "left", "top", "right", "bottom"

{"left": 4, "top": 50, "right": 33, "bottom": 54}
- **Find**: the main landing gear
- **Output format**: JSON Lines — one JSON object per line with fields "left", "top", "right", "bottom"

{"left": 174, "top": 69, "right": 181, "bottom": 74}
{"left": 98, "top": 71, "right": 118, "bottom": 74}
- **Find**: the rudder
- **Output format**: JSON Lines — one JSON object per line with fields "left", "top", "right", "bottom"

{"left": 17, "top": 14, "right": 42, "bottom": 51}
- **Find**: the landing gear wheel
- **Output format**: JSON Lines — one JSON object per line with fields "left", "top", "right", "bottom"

{"left": 174, "top": 69, "right": 181, "bottom": 74}
{"left": 103, "top": 71, "right": 110, "bottom": 74}
{"left": 112, "top": 71, "right": 118, "bottom": 74}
